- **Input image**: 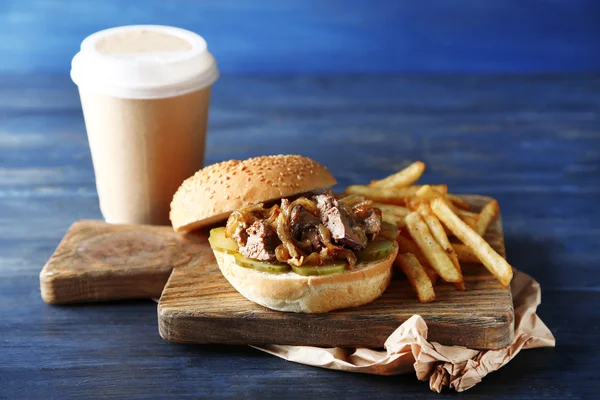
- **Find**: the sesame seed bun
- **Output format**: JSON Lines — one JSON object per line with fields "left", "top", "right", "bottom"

{"left": 170, "top": 155, "right": 337, "bottom": 232}
{"left": 212, "top": 242, "right": 397, "bottom": 313}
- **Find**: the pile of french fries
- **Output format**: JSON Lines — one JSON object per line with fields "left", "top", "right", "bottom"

{"left": 343, "top": 161, "right": 512, "bottom": 303}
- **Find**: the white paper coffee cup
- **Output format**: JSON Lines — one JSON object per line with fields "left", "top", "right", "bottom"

{"left": 71, "top": 25, "right": 219, "bottom": 225}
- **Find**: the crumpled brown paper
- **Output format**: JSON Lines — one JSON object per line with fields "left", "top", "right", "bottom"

{"left": 253, "top": 270, "right": 555, "bottom": 392}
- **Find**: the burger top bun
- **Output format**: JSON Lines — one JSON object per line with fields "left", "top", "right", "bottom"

{"left": 170, "top": 155, "right": 337, "bottom": 232}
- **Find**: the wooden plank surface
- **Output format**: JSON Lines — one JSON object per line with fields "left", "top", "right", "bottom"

{"left": 39, "top": 221, "right": 183, "bottom": 303}
{"left": 40, "top": 196, "right": 513, "bottom": 350}
{"left": 159, "top": 195, "right": 513, "bottom": 349}
{"left": 1, "top": 74, "right": 599, "bottom": 398}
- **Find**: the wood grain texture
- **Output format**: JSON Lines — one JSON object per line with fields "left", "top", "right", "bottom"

{"left": 39, "top": 196, "right": 513, "bottom": 349}
{"left": 2, "top": 74, "right": 600, "bottom": 398}
{"left": 160, "top": 196, "right": 512, "bottom": 350}
{"left": 39, "top": 221, "right": 186, "bottom": 303}
{"left": 2, "top": 0, "right": 600, "bottom": 74}
{"left": 40, "top": 197, "right": 513, "bottom": 349}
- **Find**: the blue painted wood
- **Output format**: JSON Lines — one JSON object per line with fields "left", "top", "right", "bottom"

{"left": 1, "top": 0, "right": 600, "bottom": 74}
{"left": 1, "top": 73, "right": 599, "bottom": 398}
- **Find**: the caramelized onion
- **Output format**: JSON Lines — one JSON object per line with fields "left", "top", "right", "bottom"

{"left": 351, "top": 200, "right": 374, "bottom": 218}
{"left": 317, "top": 224, "right": 357, "bottom": 268}
{"left": 226, "top": 203, "right": 280, "bottom": 241}
{"left": 275, "top": 206, "right": 302, "bottom": 265}
{"left": 226, "top": 195, "right": 364, "bottom": 268}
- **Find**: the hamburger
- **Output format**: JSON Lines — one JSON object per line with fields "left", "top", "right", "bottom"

{"left": 170, "top": 155, "right": 398, "bottom": 313}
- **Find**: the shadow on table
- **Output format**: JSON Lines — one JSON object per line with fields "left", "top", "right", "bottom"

{"left": 504, "top": 233, "right": 565, "bottom": 289}
{"left": 177, "top": 342, "right": 558, "bottom": 394}
{"left": 176, "top": 233, "right": 563, "bottom": 393}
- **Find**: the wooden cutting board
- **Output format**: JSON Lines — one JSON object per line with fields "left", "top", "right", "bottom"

{"left": 40, "top": 195, "right": 514, "bottom": 350}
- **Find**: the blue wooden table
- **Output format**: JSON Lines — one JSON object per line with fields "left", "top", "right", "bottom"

{"left": 1, "top": 73, "right": 599, "bottom": 399}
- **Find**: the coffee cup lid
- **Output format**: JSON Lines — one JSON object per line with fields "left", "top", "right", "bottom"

{"left": 71, "top": 25, "right": 219, "bottom": 99}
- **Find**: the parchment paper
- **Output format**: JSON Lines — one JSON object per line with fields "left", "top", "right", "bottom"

{"left": 252, "top": 270, "right": 555, "bottom": 392}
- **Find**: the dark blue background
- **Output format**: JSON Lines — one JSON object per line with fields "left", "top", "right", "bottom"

{"left": 2, "top": 0, "right": 600, "bottom": 74}
{"left": 2, "top": 1, "right": 600, "bottom": 399}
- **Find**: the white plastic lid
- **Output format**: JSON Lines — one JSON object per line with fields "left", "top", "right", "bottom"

{"left": 71, "top": 25, "right": 219, "bottom": 99}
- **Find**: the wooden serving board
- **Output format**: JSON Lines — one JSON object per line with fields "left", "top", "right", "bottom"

{"left": 40, "top": 195, "right": 514, "bottom": 350}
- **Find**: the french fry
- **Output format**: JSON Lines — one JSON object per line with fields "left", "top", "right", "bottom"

{"left": 405, "top": 212, "right": 462, "bottom": 283}
{"left": 422, "top": 265, "right": 438, "bottom": 286}
{"left": 373, "top": 203, "right": 411, "bottom": 217}
{"left": 414, "top": 185, "right": 447, "bottom": 229}
{"left": 431, "top": 198, "right": 513, "bottom": 286}
{"left": 344, "top": 184, "right": 448, "bottom": 205}
{"left": 457, "top": 209, "right": 480, "bottom": 220}
{"left": 416, "top": 185, "right": 460, "bottom": 212}
{"left": 395, "top": 235, "right": 438, "bottom": 284}
{"left": 453, "top": 243, "right": 481, "bottom": 264}
{"left": 405, "top": 196, "right": 426, "bottom": 211}
{"left": 417, "top": 204, "right": 466, "bottom": 291}
{"left": 395, "top": 253, "right": 436, "bottom": 303}
{"left": 396, "top": 233, "right": 427, "bottom": 265}
{"left": 415, "top": 184, "right": 438, "bottom": 200}
{"left": 445, "top": 194, "right": 471, "bottom": 210}
{"left": 459, "top": 213, "right": 478, "bottom": 230}
{"left": 382, "top": 213, "right": 406, "bottom": 229}
{"left": 370, "top": 161, "right": 426, "bottom": 188}
{"left": 415, "top": 186, "right": 474, "bottom": 236}
{"left": 476, "top": 200, "right": 500, "bottom": 236}
{"left": 416, "top": 184, "right": 454, "bottom": 202}
{"left": 417, "top": 185, "right": 469, "bottom": 212}
{"left": 339, "top": 194, "right": 367, "bottom": 207}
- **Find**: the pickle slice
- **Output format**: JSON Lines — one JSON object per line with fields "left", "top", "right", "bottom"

{"left": 291, "top": 262, "right": 347, "bottom": 276}
{"left": 210, "top": 227, "right": 290, "bottom": 273}
{"left": 233, "top": 253, "right": 291, "bottom": 274}
{"left": 208, "top": 227, "right": 239, "bottom": 254}
{"left": 379, "top": 221, "right": 399, "bottom": 241}
{"left": 357, "top": 239, "right": 395, "bottom": 262}
{"left": 210, "top": 226, "right": 351, "bottom": 276}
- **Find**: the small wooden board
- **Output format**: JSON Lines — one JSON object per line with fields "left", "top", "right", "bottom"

{"left": 40, "top": 195, "right": 514, "bottom": 350}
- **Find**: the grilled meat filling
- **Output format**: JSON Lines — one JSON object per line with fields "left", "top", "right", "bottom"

{"left": 225, "top": 192, "right": 382, "bottom": 267}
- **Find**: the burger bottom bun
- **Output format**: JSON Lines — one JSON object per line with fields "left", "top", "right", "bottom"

{"left": 212, "top": 242, "right": 398, "bottom": 313}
